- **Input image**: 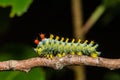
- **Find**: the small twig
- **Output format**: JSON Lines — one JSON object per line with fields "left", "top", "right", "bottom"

{"left": 82, "top": 5, "right": 105, "bottom": 35}
{"left": 0, "top": 55, "right": 120, "bottom": 72}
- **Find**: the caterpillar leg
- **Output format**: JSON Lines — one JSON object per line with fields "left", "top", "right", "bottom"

{"left": 90, "top": 52, "right": 98, "bottom": 58}
{"left": 57, "top": 53, "right": 62, "bottom": 57}
{"left": 46, "top": 54, "right": 50, "bottom": 58}
{"left": 77, "top": 52, "right": 82, "bottom": 56}
{"left": 45, "top": 54, "right": 53, "bottom": 59}
{"left": 50, "top": 54, "right": 53, "bottom": 59}
{"left": 62, "top": 53, "right": 66, "bottom": 57}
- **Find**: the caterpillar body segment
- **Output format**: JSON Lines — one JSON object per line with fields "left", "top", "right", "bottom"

{"left": 34, "top": 34, "right": 101, "bottom": 59}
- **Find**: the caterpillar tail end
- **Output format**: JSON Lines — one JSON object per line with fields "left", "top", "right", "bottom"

{"left": 90, "top": 52, "right": 101, "bottom": 58}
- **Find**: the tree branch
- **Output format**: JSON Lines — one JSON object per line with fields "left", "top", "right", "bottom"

{"left": 0, "top": 55, "right": 120, "bottom": 72}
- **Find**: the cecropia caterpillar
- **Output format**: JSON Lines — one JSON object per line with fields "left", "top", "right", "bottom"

{"left": 34, "top": 34, "right": 101, "bottom": 59}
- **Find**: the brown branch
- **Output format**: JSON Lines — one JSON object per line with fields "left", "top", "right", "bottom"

{"left": 71, "top": 0, "right": 83, "bottom": 39}
{"left": 71, "top": 0, "right": 85, "bottom": 80}
{"left": 0, "top": 55, "right": 120, "bottom": 72}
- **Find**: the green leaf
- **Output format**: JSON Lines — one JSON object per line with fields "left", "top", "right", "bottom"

{"left": 0, "top": 68, "right": 45, "bottom": 80}
{"left": 103, "top": 72, "right": 120, "bottom": 80}
{"left": 102, "top": 0, "right": 120, "bottom": 8}
{"left": 0, "top": 71, "right": 20, "bottom": 80}
{"left": 5, "top": 71, "right": 20, "bottom": 80}
{"left": 13, "top": 68, "right": 46, "bottom": 80}
{"left": 27, "top": 68, "right": 46, "bottom": 80}
{"left": 0, "top": 0, "right": 33, "bottom": 17}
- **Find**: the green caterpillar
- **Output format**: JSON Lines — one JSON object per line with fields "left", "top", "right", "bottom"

{"left": 34, "top": 34, "right": 101, "bottom": 59}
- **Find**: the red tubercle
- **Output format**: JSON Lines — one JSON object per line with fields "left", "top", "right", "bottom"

{"left": 39, "top": 33, "right": 45, "bottom": 40}
{"left": 34, "top": 39, "right": 40, "bottom": 45}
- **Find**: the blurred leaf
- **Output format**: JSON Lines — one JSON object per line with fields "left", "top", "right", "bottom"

{"left": 0, "top": 68, "right": 45, "bottom": 80}
{"left": 0, "top": 53, "right": 14, "bottom": 61}
{"left": 103, "top": 72, "right": 120, "bottom": 80}
{"left": 102, "top": 0, "right": 120, "bottom": 8}
{"left": 0, "top": 71, "right": 21, "bottom": 80}
{"left": 0, "top": 43, "right": 37, "bottom": 60}
{"left": 99, "top": 0, "right": 120, "bottom": 27}
{"left": 12, "top": 68, "right": 46, "bottom": 80}
{"left": 0, "top": 0, "right": 33, "bottom": 17}
{"left": 0, "top": 7, "right": 10, "bottom": 35}
{"left": 5, "top": 71, "right": 20, "bottom": 80}
{"left": 27, "top": 68, "right": 46, "bottom": 80}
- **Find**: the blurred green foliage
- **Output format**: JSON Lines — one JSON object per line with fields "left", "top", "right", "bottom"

{"left": 0, "top": 43, "right": 46, "bottom": 80}
{"left": 103, "top": 72, "right": 120, "bottom": 80}
{"left": 99, "top": 0, "right": 120, "bottom": 26}
{"left": 0, "top": 0, "right": 33, "bottom": 17}
{"left": 0, "top": 7, "right": 10, "bottom": 35}
{"left": 0, "top": 0, "right": 47, "bottom": 79}
{"left": 102, "top": 0, "right": 120, "bottom": 8}
{"left": 0, "top": 43, "right": 37, "bottom": 60}
{"left": 0, "top": 68, "right": 45, "bottom": 80}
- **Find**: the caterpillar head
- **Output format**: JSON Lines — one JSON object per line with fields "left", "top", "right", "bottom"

{"left": 34, "top": 34, "right": 45, "bottom": 55}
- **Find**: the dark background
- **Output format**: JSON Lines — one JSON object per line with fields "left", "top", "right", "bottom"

{"left": 0, "top": 0, "right": 120, "bottom": 80}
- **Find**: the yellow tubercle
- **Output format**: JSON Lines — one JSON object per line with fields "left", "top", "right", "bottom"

{"left": 84, "top": 40, "right": 88, "bottom": 44}
{"left": 65, "top": 38, "right": 69, "bottom": 42}
{"left": 77, "top": 52, "right": 82, "bottom": 55}
{"left": 72, "top": 38, "right": 75, "bottom": 43}
{"left": 90, "top": 41, "right": 94, "bottom": 44}
{"left": 78, "top": 39, "right": 81, "bottom": 43}
{"left": 50, "top": 34, "right": 54, "bottom": 39}
{"left": 90, "top": 53, "right": 98, "bottom": 58}
{"left": 60, "top": 37, "right": 64, "bottom": 42}
{"left": 55, "top": 36, "right": 59, "bottom": 40}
